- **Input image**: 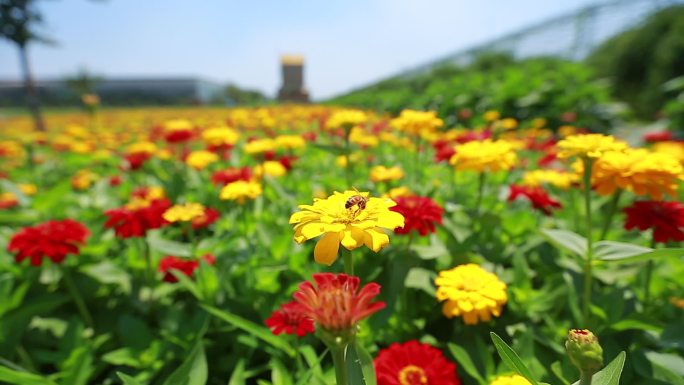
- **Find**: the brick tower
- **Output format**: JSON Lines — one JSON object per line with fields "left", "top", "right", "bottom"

{"left": 277, "top": 55, "right": 309, "bottom": 103}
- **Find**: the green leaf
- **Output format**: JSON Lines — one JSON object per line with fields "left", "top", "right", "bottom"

{"left": 0, "top": 366, "right": 58, "bottom": 385}
{"left": 270, "top": 358, "right": 293, "bottom": 385}
{"left": 147, "top": 233, "right": 192, "bottom": 257}
{"left": 572, "top": 351, "right": 625, "bottom": 385}
{"left": 345, "top": 342, "right": 375, "bottom": 385}
{"left": 59, "top": 345, "right": 94, "bottom": 385}
{"left": 117, "top": 372, "right": 144, "bottom": 385}
{"left": 200, "top": 304, "right": 296, "bottom": 357}
{"left": 404, "top": 267, "right": 436, "bottom": 297}
{"left": 447, "top": 343, "right": 487, "bottom": 385}
{"left": 227, "top": 359, "right": 247, "bottom": 385}
{"left": 645, "top": 351, "right": 684, "bottom": 385}
{"left": 601, "top": 248, "right": 684, "bottom": 263}
{"left": 490, "top": 332, "right": 539, "bottom": 385}
{"left": 610, "top": 318, "right": 662, "bottom": 332}
{"left": 162, "top": 339, "right": 207, "bottom": 385}
{"left": 540, "top": 229, "right": 587, "bottom": 259}
{"left": 592, "top": 241, "right": 651, "bottom": 261}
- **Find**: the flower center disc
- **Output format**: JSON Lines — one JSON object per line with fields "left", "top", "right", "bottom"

{"left": 398, "top": 364, "right": 428, "bottom": 385}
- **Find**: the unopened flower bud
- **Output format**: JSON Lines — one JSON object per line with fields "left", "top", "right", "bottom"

{"left": 565, "top": 329, "right": 603, "bottom": 376}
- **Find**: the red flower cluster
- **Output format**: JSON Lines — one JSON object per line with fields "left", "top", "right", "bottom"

{"left": 0, "top": 193, "right": 18, "bottom": 209}
{"left": 294, "top": 273, "right": 385, "bottom": 332}
{"left": 642, "top": 131, "right": 673, "bottom": 143}
{"left": 433, "top": 140, "right": 456, "bottom": 163}
{"left": 158, "top": 254, "right": 216, "bottom": 283}
{"left": 265, "top": 301, "right": 315, "bottom": 337}
{"left": 508, "top": 184, "right": 562, "bottom": 215}
{"left": 623, "top": 201, "right": 684, "bottom": 243}
{"left": 164, "top": 128, "right": 194, "bottom": 143}
{"left": 391, "top": 195, "right": 444, "bottom": 236}
{"left": 104, "top": 196, "right": 171, "bottom": 239}
{"left": 124, "top": 152, "right": 152, "bottom": 171}
{"left": 375, "top": 340, "right": 461, "bottom": 385}
{"left": 211, "top": 167, "right": 252, "bottom": 186}
{"left": 8, "top": 219, "right": 90, "bottom": 266}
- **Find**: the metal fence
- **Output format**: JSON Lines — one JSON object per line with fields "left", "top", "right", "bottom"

{"left": 399, "top": 0, "right": 684, "bottom": 78}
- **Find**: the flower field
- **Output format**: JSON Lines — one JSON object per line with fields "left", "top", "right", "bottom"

{"left": 0, "top": 106, "right": 683, "bottom": 385}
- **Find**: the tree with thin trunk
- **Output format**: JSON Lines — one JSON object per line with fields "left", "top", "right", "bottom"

{"left": 0, "top": 0, "right": 48, "bottom": 131}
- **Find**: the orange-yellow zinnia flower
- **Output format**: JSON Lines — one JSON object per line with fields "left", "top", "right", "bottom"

{"left": 289, "top": 190, "right": 405, "bottom": 265}
{"left": 450, "top": 139, "right": 517, "bottom": 172}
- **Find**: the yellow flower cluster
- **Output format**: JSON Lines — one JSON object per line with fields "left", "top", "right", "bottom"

{"left": 490, "top": 374, "right": 532, "bottom": 385}
{"left": 289, "top": 190, "right": 405, "bottom": 265}
{"left": 521, "top": 169, "right": 579, "bottom": 190}
{"left": 652, "top": 141, "right": 684, "bottom": 163}
{"left": 450, "top": 140, "right": 517, "bottom": 172}
{"left": 275, "top": 134, "right": 306, "bottom": 150}
{"left": 163, "top": 202, "right": 205, "bottom": 222}
{"left": 185, "top": 150, "right": 219, "bottom": 170}
{"left": 390, "top": 109, "right": 443, "bottom": 137}
{"left": 220, "top": 180, "right": 263, "bottom": 203}
{"left": 556, "top": 134, "right": 628, "bottom": 159}
{"left": 254, "top": 161, "right": 287, "bottom": 178}
{"left": 592, "top": 148, "right": 683, "bottom": 199}
{"left": 244, "top": 138, "right": 277, "bottom": 155}
{"left": 435, "top": 264, "right": 508, "bottom": 325}
{"left": 325, "top": 109, "right": 368, "bottom": 130}
{"left": 349, "top": 127, "right": 379, "bottom": 147}
{"left": 202, "top": 126, "right": 240, "bottom": 147}
{"left": 71, "top": 170, "right": 98, "bottom": 190}
{"left": 164, "top": 119, "right": 193, "bottom": 133}
{"left": 370, "top": 165, "right": 405, "bottom": 183}
{"left": 126, "top": 141, "right": 157, "bottom": 155}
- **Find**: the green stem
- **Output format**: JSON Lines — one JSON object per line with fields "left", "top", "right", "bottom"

{"left": 341, "top": 248, "right": 354, "bottom": 276}
{"left": 599, "top": 189, "right": 622, "bottom": 240}
{"left": 582, "top": 157, "right": 594, "bottom": 326}
{"left": 579, "top": 371, "right": 593, "bottom": 385}
{"left": 61, "top": 266, "right": 94, "bottom": 328}
{"left": 569, "top": 188, "right": 580, "bottom": 233}
{"left": 644, "top": 238, "right": 657, "bottom": 308}
{"left": 475, "top": 172, "right": 486, "bottom": 218}
{"left": 140, "top": 237, "right": 155, "bottom": 304}
{"left": 331, "top": 346, "right": 348, "bottom": 385}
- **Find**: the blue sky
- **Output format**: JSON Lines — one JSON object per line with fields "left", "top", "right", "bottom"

{"left": 0, "top": 0, "right": 597, "bottom": 100}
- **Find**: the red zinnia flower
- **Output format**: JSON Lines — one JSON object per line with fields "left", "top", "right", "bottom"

{"left": 265, "top": 301, "right": 315, "bottom": 337}
{"left": 508, "top": 184, "right": 562, "bottom": 215}
{"left": 293, "top": 273, "right": 385, "bottom": 332}
{"left": 104, "top": 198, "right": 171, "bottom": 238}
{"left": 164, "top": 129, "right": 194, "bottom": 143}
{"left": 124, "top": 152, "right": 152, "bottom": 171}
{"left": 159, "top": 254, "right": 216, "bottom": 283}
{"left": 191, "top": 207, "right": 220, "bottom": 230}
{"left": 375, "top": 340, "right": 462, "bottom": 385}
{"left": 537, "top": 151, "right": 558, "bottom": 168}
{"left": 433, "top": 140, "right": 456, "bottom": 163}
{"left": 8, "top": 219, "right": 90, "bottom": 266}
{"left": 0, "top": 193, "right": 18, "bottom": 209}
{"left": 391, "top": 195, "right": 443, "bottom": 236}
{"left": 643, "top": 131, "right": 673, "bottom": 143}
{"left": 211, "top": 167, "right": 252, "bottom": 186}
{"left": 623, "top": 201, "right": 684, "bottom": 243}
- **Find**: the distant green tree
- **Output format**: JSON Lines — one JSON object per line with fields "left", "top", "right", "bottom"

{"left": 224, "top": 84, "right": 269, "bottom": 106}
{"left": 65, "top": 68, "right": 102, "bottom": 97}
{"left": 587, "top": 5, "right": 684, "bottom": 119}
{"left": 0, "top": 0, "right": 49, "bottom": 131}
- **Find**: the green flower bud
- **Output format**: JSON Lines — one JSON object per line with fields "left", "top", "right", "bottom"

{"left": 565, "top": 329, "right": 604, "bottom": 376}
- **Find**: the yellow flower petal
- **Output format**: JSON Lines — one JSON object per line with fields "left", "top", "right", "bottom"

{"left": 314, "top": 232, "right": 340, "bottom": 265}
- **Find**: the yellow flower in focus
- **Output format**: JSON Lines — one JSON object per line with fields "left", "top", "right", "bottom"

{"left": 325, "top": 109, "right": 368, "bottom": 130}
{"left": 521, "top": 170, "right": 579, "bottom": 190}
{"left": 163, "top": 202, "right": 206, "bottom": 223}
{"left": 18, "top": 183, "right": 37, "bottom": 196}
{"left": 202, "top": 126, "right": 240, "bottom": 147}
{"left": 255, "top": 161, "right": 287, "bottom": 178}
{"left": 244, "top": 138, "right": 277, "bottom": 155}
{"left": 556, "top": 134, "right": 628, "bottom": 159}
{"left": 435, "top": 264, "right": 507, "bottom": 325}
{"left": 275, "top": 135, "right": 306, "bottom": 150}
{"left": 185, "top": 150, "right": 219, "bottom": 170}
{"left": 652, "top": 141, "right": 684, "bottom": 163}
{"left": 390, "top": 109, "right": 443, "bottom": 136}
{"left": 71, "top": 170, "right": 98, "bottom": 190}
{"left": 490, "top": 374, "right": 532, "bottom": 385}
{"left": 450, "top": 140, "right": 517, "bottom": 172}
{"left": 483, "top": 110, "right": 500, "bottom": 122}
{"left": 370, "top": 165, "right": 405, "bottom": 183}
{"left": 592, "top": 149, "right": 684, "bottom": 199}
{"left": 289, "top": 190, "right": 405, "bottom": 265}
{"left": 220, "top": 180, "right": 263, "bottom": 203}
